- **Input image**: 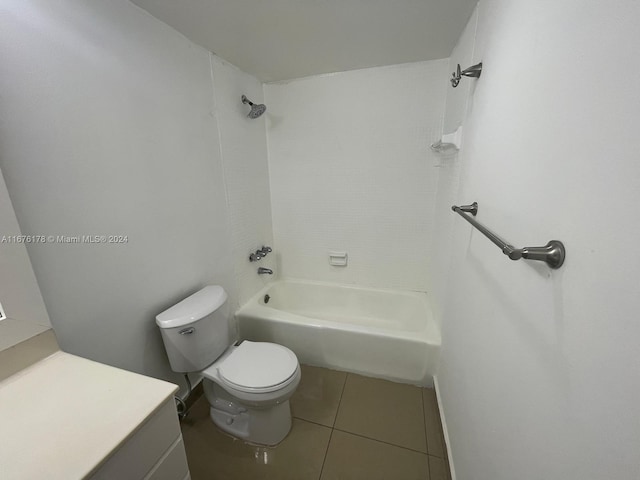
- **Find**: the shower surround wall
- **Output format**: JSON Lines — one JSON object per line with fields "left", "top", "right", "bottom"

{"left": 210, "top": 55, "right": 275, "bottom": 308}
{"left": 264, "top": 61, "right": 448, "bottom": 291}
{"left": 427, "top": 7, "right": 479, "bottom": 327}
{"left": 433, "top": 2, "right": 640, "bottom": 479}
{"left": 0, "top": 0, "right": 272, "bottom": 389}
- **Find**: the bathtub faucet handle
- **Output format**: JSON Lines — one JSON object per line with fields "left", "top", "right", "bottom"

{"left": 250, "top": 246, "right": 272, "bottom": 262}
{"left": 249, "top": 252, "right": 263, "bottom": 262}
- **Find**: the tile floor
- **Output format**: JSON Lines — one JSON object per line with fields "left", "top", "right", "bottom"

{"left": 180, "top": 365, "right": 451, "bottom": 480}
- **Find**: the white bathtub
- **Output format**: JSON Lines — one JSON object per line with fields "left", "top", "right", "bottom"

{"left": 236, "top": 279, "right": 440, "bottom": 386}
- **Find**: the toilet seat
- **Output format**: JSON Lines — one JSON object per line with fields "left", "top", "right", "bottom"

{"left": 217, "top": 341, "right": 298, "bottom": 394}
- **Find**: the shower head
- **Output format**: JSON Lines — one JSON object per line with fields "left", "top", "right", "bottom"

{"left": 241, "top": 95, "right": 266, "bottom": 119}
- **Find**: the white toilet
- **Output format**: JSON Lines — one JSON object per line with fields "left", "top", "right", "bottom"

{"left": 155, "top": 285, "right": 301, "bottom": 446}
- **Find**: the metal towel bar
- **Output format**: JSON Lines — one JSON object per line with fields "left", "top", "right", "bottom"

{"left": 452, "top": 202, "right": 565, "bottom": 269}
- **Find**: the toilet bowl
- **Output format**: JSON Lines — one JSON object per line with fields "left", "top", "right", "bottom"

{"left": 201, "top": 341, "right": 301, "bottom": 445}
{"left": 155, "top": 285, "right": 301, "bottom": 445}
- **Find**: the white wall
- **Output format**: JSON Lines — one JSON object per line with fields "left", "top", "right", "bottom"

{"left": 210, "top": 55, "right": 275, "bottom": 308}
{"left": 265, "top": 61, "right": 448, "bottom": 291}
{"left": 434, "top": 2, "right": 640, "bottom": 479}
{"left": 0, "top": 0, "right": 235, "bottom": 387}
{"left": 0, "top": 168, "right": 51, "bottom": 327}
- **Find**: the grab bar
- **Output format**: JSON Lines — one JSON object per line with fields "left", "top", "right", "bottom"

{"left": 452, "top": 202, "right": 566, "bottom": 269}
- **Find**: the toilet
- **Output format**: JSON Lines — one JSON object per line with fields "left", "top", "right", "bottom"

{"left": 155, "top": 285, "right": 301, "bottom": 446}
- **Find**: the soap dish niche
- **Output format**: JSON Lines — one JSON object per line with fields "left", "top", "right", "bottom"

{"left": 431, "top": 125, "right": 463, "bottom": 154}
{"left": 329, "top": 251, "right": 348, "bottom": 266}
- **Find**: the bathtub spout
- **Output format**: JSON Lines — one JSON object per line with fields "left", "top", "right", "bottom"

{"left": 257, "top": 267, "right": 273, "bottom": 275}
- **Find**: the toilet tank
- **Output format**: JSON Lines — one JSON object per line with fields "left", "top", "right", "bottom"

{"left": 155, "top": 285, "right": 230, "bottom": 373}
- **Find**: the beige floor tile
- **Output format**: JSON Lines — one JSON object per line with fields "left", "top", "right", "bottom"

{"left": 334, "top": 374, "right": 427, "bottom": 453}
{"left": 181, "top": 396, "right": 331, "bottom": 480}
{"left": 429, "top": 455, "right": 451, "bottom": 480}
{"left": 291, "top": 365, "right": 347, "bottom": 427}
{"left": 423, "top": 388, "right": 445, "bottom": 457}
{"left": 320, "top": 430, "right": 429, "bottom": 480}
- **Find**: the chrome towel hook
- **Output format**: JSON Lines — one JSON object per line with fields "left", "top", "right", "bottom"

{"left": 450, "top": 62, "right": 483, "bottom": 87}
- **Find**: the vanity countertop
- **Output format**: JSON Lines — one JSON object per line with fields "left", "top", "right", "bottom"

{"left": 0, "top": 350, "right": 178, "bottom": 479}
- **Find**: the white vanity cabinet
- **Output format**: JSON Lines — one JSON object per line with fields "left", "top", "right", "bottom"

{"left": 0, "top": 344, "right": 190, "bottom": 480}
{"left": 89, "top": 399, "right": 190, "bottom": 480}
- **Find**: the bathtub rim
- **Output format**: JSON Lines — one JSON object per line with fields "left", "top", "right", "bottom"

{"left": 235, "top": 278, "right": 441, "bottom": 345}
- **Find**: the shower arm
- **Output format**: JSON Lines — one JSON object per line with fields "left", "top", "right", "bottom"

{"left": 241, "top": 94, "right": 266, "bottom": 118}
{"left": 450, "top": 62, "right": 483, "bottom": 88}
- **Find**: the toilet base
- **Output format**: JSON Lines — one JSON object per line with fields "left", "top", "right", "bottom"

{"left": 205, "top": 380, "right": 293, "bottom": 446}
{"left": 209, "top": 401, "right": 292, "bottom": 446}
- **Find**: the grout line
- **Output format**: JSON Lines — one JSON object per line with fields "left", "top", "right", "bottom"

{"left": 320, "top": 372, "right": 348, "bottom": 479}
{"left": 433, "top": 377, "right": 454, "bottom": 480}
{"left": 424, "top": 387, "right": 446, "bottom": 459}
{"left": 427, "top": 455, "right": 442, "bottom": 480}
{"left": 332, "top": 427, "right": 429, "bottom": 456}
{"left": 318, "top": 426, "right": 334, "bottom": 480}
{"left": 291, "top": 415, "right": 333, "bottom": 429}
{"left": 333, "top": 372, "right": 349, "bottom": 427}
{"left": 422, "top": 388, "right": 433, "bottom": 479}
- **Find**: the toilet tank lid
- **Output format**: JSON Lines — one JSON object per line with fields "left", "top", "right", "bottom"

{"left": 155, "top": 285, "right": 227, "bottom": 329}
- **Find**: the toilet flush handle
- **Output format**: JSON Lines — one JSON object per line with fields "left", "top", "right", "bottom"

{"left": 179, "top": 327, "right": 195, "bottom": 335}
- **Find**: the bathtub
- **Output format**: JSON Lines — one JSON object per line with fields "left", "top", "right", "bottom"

{"left": 236, "top": 279, "right": 440, "bottom": 386}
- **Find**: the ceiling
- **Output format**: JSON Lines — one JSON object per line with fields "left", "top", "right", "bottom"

{"left": 130, "top": 0, "right": 477, "bottom": 82}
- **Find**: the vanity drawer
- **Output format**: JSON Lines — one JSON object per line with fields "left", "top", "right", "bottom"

{"left": 90, "top": 398, "right": 180, "bottom": 479}
{"left": 143, "top": 436, "right": 188, "bottom": 480}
